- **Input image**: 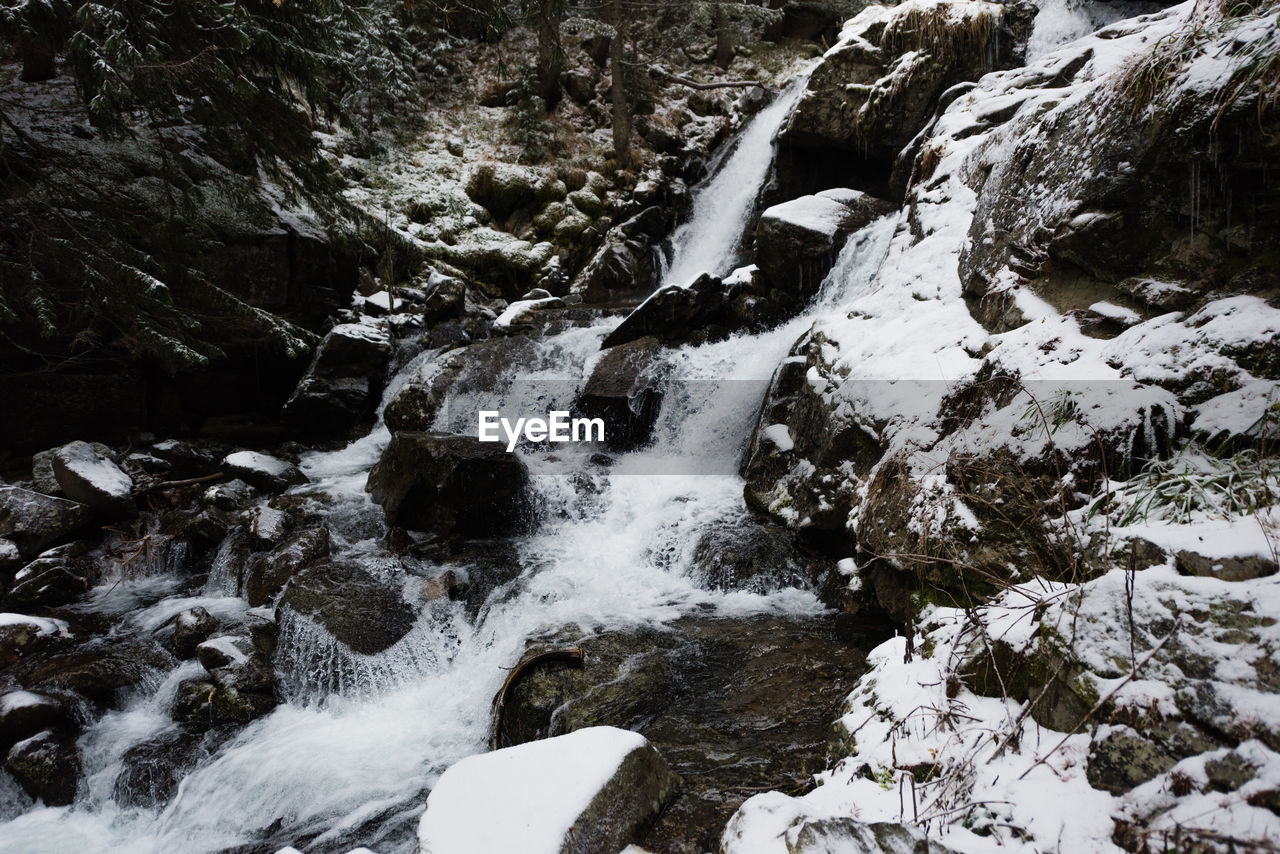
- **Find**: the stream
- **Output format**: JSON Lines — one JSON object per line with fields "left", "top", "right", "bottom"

{"left": 0, "top": 78, "right": 899, "bottom": 854}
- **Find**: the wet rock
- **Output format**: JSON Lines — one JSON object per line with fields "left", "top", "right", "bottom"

{"left": 4, "top": 550, "right": 97, "bottom": 610}
{"left": 282, "top": 323, "right": 393, "bottom": 438}
{"left": 754, "top": 191, "right": 894, "bottom": 294}
{"left": 113, "top": 729, "right": 215, "bottom": 808}
{"left": 244, "top": 527, "right": 331, "bottom": 606}
{"left": 600, "top": 273, "right": 761, "bottom": 349}
{"left": 569, "top": 229, "right": 661, "bottom": 302}
{"left": 0, "top": 614, "right": 66, "bottom": 669}
{"left": 195, "top": 635, "right": 254, "bottom": 673}
{"left": 1087, "top": 727, "right": 1176, "bottom": 795}
{"left": 173, "top": 606, "right": 220, "bottom": 659}
{"left": 577, "top": 337, "right": 665, "bottom": 450}
{"left": 222, "top": 451, "right": 308, "bottom": 493}
{"left": 782, "top": 817, "right": 963, "bottom": 854}
{"left": 418, "top": 726, "right": 680, "bottom": 854}
{"left": 497, "top": 614, "right": 872, "bottom": 853}
{"left": 279, "top": 561, "right": 416, "bottom": 654}
{"left": 1175, "top": 549, "right": 1277, "bottom": 582}
{"left": 5, "top": 729, "right": 79, "bottom": 805}
{"left": 0, "top": 691, "right": 70, "bottom": 748}
{"left": 0, "top": 539, "right": 19, "bottom": 573}
{"left": 171, "top": 675, "right": 277, "bottom": 730}
{"left": 51, "top": 440, "right": 135, "bottom": 516}
{"left": 0, "top": 486, "right": 94, "bottom": 560}
{"left": 150, "top": 439, "right": 223, "bottom": 477}
{"left": 12, "top": 641, "right": 176, "bottom": 710}
{"left": 203, "top": 479, "right": 256, "bottom": 512}
{"left": 691, "top": 515, "right": 824, "bottom": 593}
{"left": 367, "top": 432, "right": 530, "bottom": 540}
{"left": 421, "top": 272, "right": 467, "bottom": 323}
{"left": 246, "top": 504, "right": 289, "bottom": 548}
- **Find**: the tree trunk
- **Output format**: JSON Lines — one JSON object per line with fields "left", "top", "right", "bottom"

{"left": 18, "top": 38, "right": 56, "bottom": 83}
{"left": 714, "top": 4, "right": 733, "bottom": 71}
{"left": 609, "top": 0, "right": 632, "bottom": 165}
{"left": 536, "top": 0, "right": 563, "bottom": 109}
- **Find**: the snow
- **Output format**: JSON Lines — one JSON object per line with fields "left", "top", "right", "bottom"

{"left": 416, "top": 726, "right": 649, "bottom": 854}
{"left": 0, "top": 613, "right": 70, "bottom": 637}
{"left": 493, "top": 296, "right": 564, "bottom": 331}
{"left": 1088, "top": 300, "right": 1141, "bottom": 326}
{"left": 0, "top": 690, "right": 54, "bottom": 715}
{"left": 761, "top": 424, "right": 795, "bottom": 452}
{"left": 56, "top": 442, "right": 132, "bottom": 498}
{"left": 223, "top": 451, "right": 294, "bottom": 479}
{"left": 758, "top": 195, "right": 852, "bottom": 238}
{"left": 1115, "top": 517, "right": 1277, "bottom": 562}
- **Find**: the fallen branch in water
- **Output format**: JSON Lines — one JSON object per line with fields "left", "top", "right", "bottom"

{"left": 489, "top": 646, "right": 585, "bottom": 750}
{"left": 134, "top": 472, "right": 224, "bottom": 496}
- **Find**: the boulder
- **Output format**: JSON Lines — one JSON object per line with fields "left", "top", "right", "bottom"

{"left": 691, "top": 515, "right": 824, "bottom": 593}
{"left": 782, "top": 817, "right": 963, "bottom": 854}
{"left": 172, "top": 606, "right": 220, "bottom": 659}
{"left": 0, "top": 539, "right": 19, "bottom": 573}
{"left": 222, "top": 451, "right": 308, "bottom": 493}
{"left": 30, "top": 450, "right": 61, "bottom": 496}
{"left": 278, "top": 561, "right": 416, "bottom": 655}
{"left": 244, "top": 527, "right": 331, "bottom": 606}
{"left": 576, "top": 337, "right": 665, "bottom": 450}
{"left": 569, "top": 232, "right": 661, "bottom": 302}
{"left": 11, "top": 642, "right": 175, "bottom": 710}
{"left": 366, "top": 432, "right": 530, "bottom": 539}
{"left": 421, "top": 272, "right": 468, "bottom": 322}
{"left": 0, "top": 486, "right": 93, "bottom": 559}
{"left": 171, "top": 674, "right": 277, "bottom": 730}
{"left": 417, "top": 726, "right": 680, "bottom": 854}
{"left": 282, "top": 323, "right": 393, "bottom": 438}
{"left": 5, "top": 729, "right": 79, "bottom": 805}
{"left": 113, "top": 729, "right": 214, "bottom": 808}
{"left": 1087, "top": 727, "right": 1176, "bottom": 795}
{"left": 754, "top": 191, "right": 894, "bottom": 293}
{"left": 4, "top": 550, "right": 97, "bottom": 610}
{"left": 0, "top": 614, "right": 67, "bottom": 669}
{"left": 465, "top": 163, "right": 562, "bottom": 222}
{"left": 600, "top": 273, "right": 771, "bottom": 350}
{"left": 0, "top": 690, "right": 70, "bottom": 749}
{"left": 1175, "top": 549, "right": 1277, "bottom": 582}
{"left": 50, "top": 440, "right": 134, "bottom": 516}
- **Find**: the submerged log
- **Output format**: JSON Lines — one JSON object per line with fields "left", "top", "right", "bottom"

{"left": 489, "top": 646, "right": 584, "bottom": 750}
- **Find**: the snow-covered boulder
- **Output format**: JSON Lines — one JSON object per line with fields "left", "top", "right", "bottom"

{"left": 0, "top": 486, "right": 93, "bottom": 559}
{"left": 222, "top": 451, "right": 308, "bottom": 493}
{"left": 282, "top": 322, "right": 392, "bottom": 438}
{"left": 365, "top": 432, "right": 529, "bottom": 539}
{"left": 51, "top": 440, "right": 134, "bottom": 516}
{"left": 754, "top": 191, "right": 894, "bottom": 294}
{"left": 417, "top": 726, "right": 680, "bottom": 854}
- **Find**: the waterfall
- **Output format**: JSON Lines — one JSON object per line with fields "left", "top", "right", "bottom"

{"left": 662, "top": 77, "right": 809, "bottom": 287}
{"left": 0, "top": 73, "right": 900, "bottom": 854}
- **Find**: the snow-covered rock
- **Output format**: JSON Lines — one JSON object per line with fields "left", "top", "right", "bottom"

{"left": 754, "top": 191, "right": 894, "bottom": 294}
{"left": 222, "top": 451, "right": 308, "bottom": 493}
{"left": 282, "top": 322, "right": 393, "bottom": 438}
{"left": 417, "top": 726, "right": 679, "bottom": 854}
{"left": 51, "top": 440, "right": 134, "bottom": 516}
{"left": 0, "top": 486, "right": 93, "bottom": 559}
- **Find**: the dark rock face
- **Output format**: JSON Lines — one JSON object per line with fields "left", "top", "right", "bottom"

{"left": 172, "top": 607, "right": 220, "bottom": 659}
{"left": 464, "top": 163, "right": 563, "bottom": 222}
{"left": 754, "top": 191, "right": 895, "bottom": 294}
{"left": 691, "top": 514, "right": 829, "bottom": 593}
{"left": 244, "top": 527, "right": 331, "bottom": 606}
{"left": 495, "top": 614, "right": 875, "bottom": 854}
{"left": 282, "top": 323, "right": 393, "bottom": 438}
{"left": 0, "top": 487, "right": 94, "bottom": 560}
{"left": 113, "top": 729, "right": 216, "bottom": 808}
{"left": 5, "top": 729, "right": 80, "bottom": 806}
{"left": 4, "top": 550, "right": 98, "bottom": 611}
{"left": 11, "top": 642, "right": 176, "bottom": 711}
{"left": 570, "top": 227, "right": 662, "bottom": 302}
{"left": 600, "top": 272, "right": 783, "bottom": 350}
{"left": 366, "top": 432, "right": 530, "bottom": 540}
{"left": 0, "top": 691, "right": 70, "bottom": 749}
{"left": 278, "top": 561, "right": 417, "bottom": 655}
{"left": 762, "top": 0, "right": 841, "bottom": 44}
{"left": 773, "top": 0, "right": 1032, "bottom": 200}
{"left": 577, "top": 337, "right": 665, "bottom": 449}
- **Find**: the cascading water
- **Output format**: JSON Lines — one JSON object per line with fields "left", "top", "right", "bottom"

{"left": 0, "top": 76, "right": 899, "bottom": 854}
{"left": 661, "top": 77, "right": 810, "bottom": 286}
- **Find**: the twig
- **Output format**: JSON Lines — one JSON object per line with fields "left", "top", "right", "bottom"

{"left": 652, "top": 68, "right": 762, "bottom": 90}
{"left": 134, "top": 472, "right": 224, "bottom": 495}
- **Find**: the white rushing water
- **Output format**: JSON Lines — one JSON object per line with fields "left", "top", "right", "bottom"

{"left": 0, "top": 79, "right": 899, "bottom": 854}
{"left": 662, "top": 76, "right": 810, "bottom": 287}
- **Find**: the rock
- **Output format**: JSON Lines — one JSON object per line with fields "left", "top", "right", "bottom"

{"left": 5, "top": 729, "right": 79, "bottom": 805}
{"left": 50, "top": 440, "right": 134, "bottom": 516}
{"left": 1205, "top": 751, "right": 1257, "bottom": 792}
{"left": 600, "top": 273, "right": 767, "bottom": 350}
{"left": 11, "top": 642, "right": 175, "bottom": 709}
{"left": 278, "top": 561, "right": 416, "bottom": 655}
{"left": 150, "top": 439, "right": 222, "bottom": 478}
{"left": 496, "top": 615, "right": 875, "bottom": 853}
{"left": 203, "top": 479, "right": 256, "bottom": 512}
{"left": 0, "top": 691, "right": 70, "bottom": 748}
{"left": 0, "top": 614, "right": 67, "bottom": 669}
{"left": 493, "top": 296, "right": 566, "bottom": 334}
{"left": 762, "top": 0, "right": 841, "bottom": 44}
{"left": 577, "top": 337, "right": 665, "bottom": 450}
{"left": 282, "top": 323, "right": 393, "bottom": 438}
{"left": 195, "top": 635, "right": 254, "bottom": 673}
{"left": 246, "top": 504, "right": 289, "bottom": 548}
{"left": 366, "top": 432, "right": 530, "bottom": 540}
{"left": 222, "top": 451, "right": 308, "bottom": 493}
{"left": 417, "top": 726, "right": 680, "bottom": 854}
{"left": 0, "top": 486, "right": 94, "bottom": 559}
{"left": 0, "top": 538, "right": 22, "bottom": 573}
{"left": 754, "top": 192, "right": 894, "bottom": 294}
{"left": 692, "top": 515, "right": 823, "bottom": 593}
{"left": 1175, "top": 549, "right": 1277, "bottom": 582}
{"left": 30, "top": 450, "right": 61, "bottom": 496}
{"left": 562, "top": 69, "right": 597, "bottom": 105}
{"left": 244, "top": 527, "right": 330, "bottom": 606}
{"left": 171, "top": 675, "right": 277, "bottom": 730}
{"left": 569, "top": 231, "right": 661, "bottom": 302}
{"left": 1087, "top": 727, "right": 1176, "bottom": 795}
{"left": 465, "top": 163, "right": 561, "bottom": 222}
{"left": 421, "top": 272, "right": 467, "bottom": 322}
{"left": 173, "top": 607, "right": 220, "bottom": 659}
{"left": 782, "top": 817, "right": 963, "bottom": 854}
{"left": 774, "top": 0, "right": 1026, "bottom": 200}
{"left": 4, "top": 551, "right": 97, "bottom": 610}
{"left": 113, "top": 729, "right": 214, "bottom": 808}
